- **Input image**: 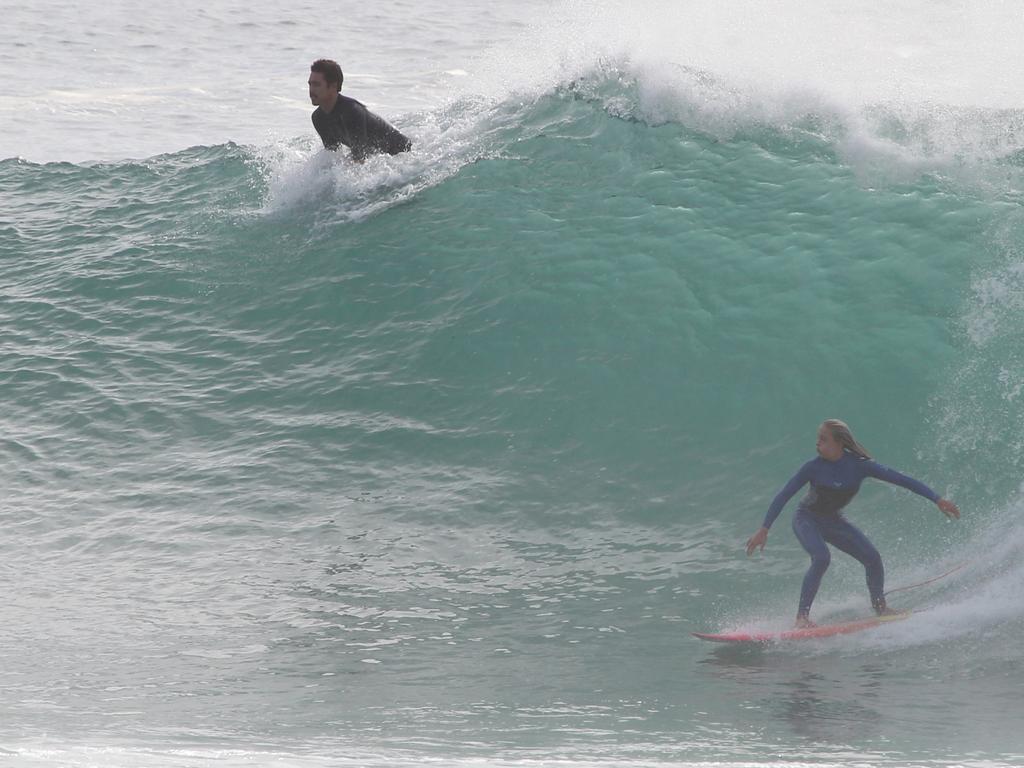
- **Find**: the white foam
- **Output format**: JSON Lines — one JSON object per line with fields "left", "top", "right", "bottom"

{"left": 253, "top": 91, "right": 522, "bottom": 224}
{"left": 844, "top": 498, "right": 1024, "bottom": 651}
{"left": 462, "top": 0, "right": 1024, "bottom": 172}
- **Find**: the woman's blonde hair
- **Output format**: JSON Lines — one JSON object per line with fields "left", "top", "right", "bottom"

{"left": 822, "top": 419, "right": 872, "bottom": 459}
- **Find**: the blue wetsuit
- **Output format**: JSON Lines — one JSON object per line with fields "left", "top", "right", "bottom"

{"left": 763, "top": 451, "right": 939, "bottom": 617}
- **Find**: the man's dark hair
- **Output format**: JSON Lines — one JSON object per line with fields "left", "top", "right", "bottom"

{"left": 311, "top": 59, "right": 343, "bottom": 92}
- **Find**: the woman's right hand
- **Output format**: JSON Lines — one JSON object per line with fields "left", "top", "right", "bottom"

{"left": 937, "top": 498, "right": 960, "bottom": 520}
{"left": 746, "top": 526, "right": 769, "bottom": 556}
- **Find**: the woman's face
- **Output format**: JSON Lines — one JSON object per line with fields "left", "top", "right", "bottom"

{"left": 816, "top": 424, "right": 844, "bottom": 461}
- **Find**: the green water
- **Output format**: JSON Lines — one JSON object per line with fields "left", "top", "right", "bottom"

{"left": 2, "top": 66, "right": 1024, "bottom": 767}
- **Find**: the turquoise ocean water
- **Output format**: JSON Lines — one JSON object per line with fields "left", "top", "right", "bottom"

{"left": 3, "top": 1, "right": 1024, "bottom": 766}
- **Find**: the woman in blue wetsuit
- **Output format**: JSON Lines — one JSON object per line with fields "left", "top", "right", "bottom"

{"left": 746, "top": 419, "right": 960, "bottom": 628}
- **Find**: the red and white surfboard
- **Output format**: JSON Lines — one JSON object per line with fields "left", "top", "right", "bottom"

{"left": 693, "top": 610, "right": 912, "bottom": 644}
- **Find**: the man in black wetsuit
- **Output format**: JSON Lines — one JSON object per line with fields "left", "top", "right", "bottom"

{"left": 307, "top": 58, "right": 412, "bottom": 161}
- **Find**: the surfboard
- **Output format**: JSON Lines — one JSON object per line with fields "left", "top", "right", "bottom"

{"left": 693, "top": 562, "right": 966, "bottom": 645}
{"left": 692, "top": 610, "right": 913, "bottom": 645}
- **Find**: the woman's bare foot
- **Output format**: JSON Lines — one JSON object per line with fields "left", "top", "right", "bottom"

{"left": 873, "top": 598, "right": 901, "bottom": 617}
{"left": 794, "top": 615, "right": 817, "bottom": 629}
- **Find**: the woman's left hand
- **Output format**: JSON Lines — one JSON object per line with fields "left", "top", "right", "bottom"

{"left": 937, "top": 498, "right": 960, "bottom": 520}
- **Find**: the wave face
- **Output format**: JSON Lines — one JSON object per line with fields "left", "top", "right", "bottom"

{"left": 4, "top": 15, "right": 1024, "bottom": 768}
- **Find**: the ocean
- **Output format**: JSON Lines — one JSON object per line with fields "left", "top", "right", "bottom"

{"left": 2, "top": 1, "right": 1024, "bottom": 766}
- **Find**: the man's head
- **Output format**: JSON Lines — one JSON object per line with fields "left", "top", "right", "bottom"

{"left": 309, "top": 59, "right": 343, "bottom": 106}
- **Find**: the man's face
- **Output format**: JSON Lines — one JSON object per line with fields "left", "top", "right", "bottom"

{"left": 308, "top": 71, "right": 333, "bottom": 106}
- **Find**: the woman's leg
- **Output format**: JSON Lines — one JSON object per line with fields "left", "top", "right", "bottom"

{"left": 792, "top": 509, "right": 831, "bottom": 620}
{"left": 821, "top": 515, "right": 886, "bottom": 612}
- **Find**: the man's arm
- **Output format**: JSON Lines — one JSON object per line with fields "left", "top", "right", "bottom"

{"left": 312, "top": 107, "right": 349, "bottom": 151}
{"left": 311, "top": 110, "right": 330, "bottom": 149}
{"left": 346, "top": 102, "right": 372, "bottom": 162}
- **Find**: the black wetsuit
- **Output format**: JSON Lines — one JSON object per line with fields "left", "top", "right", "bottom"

{"left": 312, "top": 95, "right": 412, "bottom": 161}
